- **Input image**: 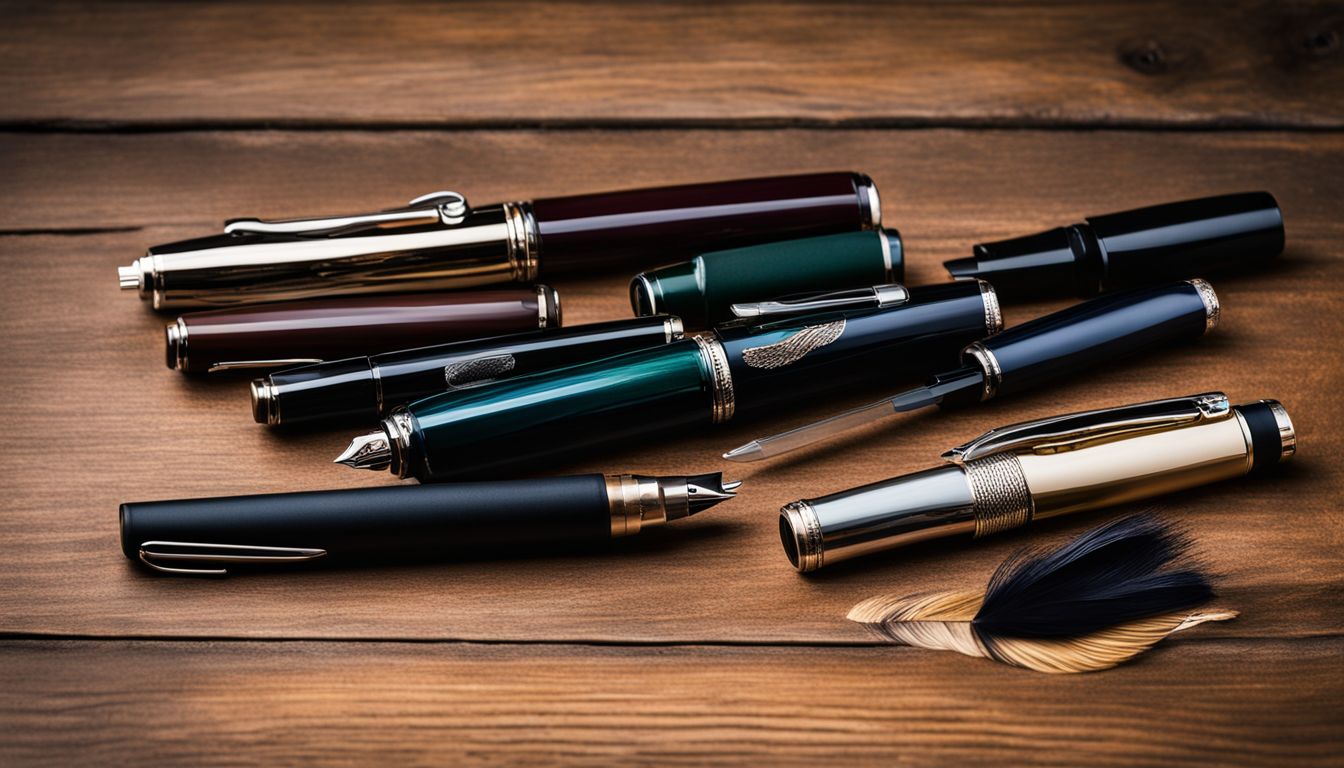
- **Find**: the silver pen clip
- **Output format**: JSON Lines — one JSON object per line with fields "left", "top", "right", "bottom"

{"left": 223, "top": 191, "right": 471, "bottom": 237}
{"left": 942, "top": 392, "right": 1232, "bottom": 464}
{"left": 207, "top": 358, "right": 324, "bottom": 373}
{"left": 137, "top": 541, "right": 328, "bottom": 577}
{"left": 730, "top": 283, "right": 909, "bottom": 318}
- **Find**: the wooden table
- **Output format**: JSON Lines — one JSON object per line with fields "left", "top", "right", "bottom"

{"left": 2, "top": 3, "right": 1341, "bottom": 765}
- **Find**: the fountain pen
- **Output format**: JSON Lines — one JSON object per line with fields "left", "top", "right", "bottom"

{"left": 123, "top": 473, "right": 738, "bottom": 576}
{"left": 118, "top": 172, "right": 880, "bottom": 309}
{"left": 779, "top": 393, "right": 1295, "bottom": 571}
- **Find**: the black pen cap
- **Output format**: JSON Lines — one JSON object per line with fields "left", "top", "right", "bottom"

{"left": 945, "top": 192, "right": 1284, "bottom": 299}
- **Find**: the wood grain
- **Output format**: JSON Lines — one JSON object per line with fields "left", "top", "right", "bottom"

{"left": 1, "top": 639, "right": 1340, "bottom": 767}
{"left": 1, "top": 1, "right": 1341, "bottom": 128}
{"left": 1, "top": 129, "right": 1339, "bottom": 643}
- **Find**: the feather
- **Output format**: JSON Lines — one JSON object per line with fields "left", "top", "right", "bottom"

{"left": 848, "top": 514, "right": 1237, "bottom": 673}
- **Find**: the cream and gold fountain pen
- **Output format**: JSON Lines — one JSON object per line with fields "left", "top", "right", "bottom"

{"left": 778, "top": 392, "right": 1295, "bottom": 572}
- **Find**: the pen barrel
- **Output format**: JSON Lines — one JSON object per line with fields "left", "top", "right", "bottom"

{"left": 397, "top": 340, "right": 718, "bottom": 481}
{"left": 170, "top": 288, "right": 556, "bottom": 374}
{"left": 532, "top": 172, "right": 879, "bottom": 275}
{"left": 630, "top": 229, "right": 901, "bottom": 329}
{"left": 257, "top": 316, "right": 681, "bottom": 426}
{"left": 120, "top": 477, "right": 612, "bottom": 564}
{"left": 138, "top": 203, "right": 532, "bottom": 309}
{"left": 718, "top": 280, "right": 998, "bottom": 412}
{"left": 780, "top": 399, "right": 1295, "bottom": 571}
{"left": 969, "top": 280, "right": 1216, "bottom": 398}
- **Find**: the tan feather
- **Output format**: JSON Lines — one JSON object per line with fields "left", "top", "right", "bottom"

{"left": 849, "top": 590, "right": 1237, "bottom": 674}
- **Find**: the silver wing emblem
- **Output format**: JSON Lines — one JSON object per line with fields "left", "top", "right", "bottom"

{"left": 445, "top": 354, "right": 517, "bottom": 389}
{"left": 741, "top": 319, "right": 846, "bottom": 369}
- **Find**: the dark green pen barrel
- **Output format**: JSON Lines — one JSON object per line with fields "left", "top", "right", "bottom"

{"left": 632, "top": 230, "right": 902, "bottom": 329}
{"left": 120, "top": 477, "right": 611, "bottom": 564}
{"left": 403, "top": 341, "right": 714, "bottom": 481}
{"left": 717, "top": 281, "right": 994, "bottom": 413}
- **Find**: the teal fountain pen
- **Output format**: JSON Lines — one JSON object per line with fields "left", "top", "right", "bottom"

{"left": 336, "top": 281, "right": 1000, "bottom": 481}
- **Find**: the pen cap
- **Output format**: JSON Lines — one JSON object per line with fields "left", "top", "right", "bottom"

{"left": 256, "top": 315, "right": 683, "bottom": 426}
{"left": 716, "top": 280, "right": 999, "bottom": 413}
{"left": 170, "top": 287, "right": 560, "bottom": 374}
{"left": 630, "top": 229, "right": 903, "bottom": 329}
{"left": 1235, "top": 400, "right": 1297, "bottom": 472}
{"left": 533, "top": 172, "right": 881, "bottom": 275}
{"left": 946, "top": 192, "right": 1284, "bottom": 298}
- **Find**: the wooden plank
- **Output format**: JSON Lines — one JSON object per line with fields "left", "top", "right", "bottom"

{"left": 0, "top": 129, "right": 1339, "bottom": 642}
{"left": 0, "top": 639, "right": 1339, "bottom": 767}
{"left": 1, "top": 1, "right": 1341, "bottom": 127}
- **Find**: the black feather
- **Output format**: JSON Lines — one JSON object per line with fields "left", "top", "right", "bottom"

{"left": 971, "top": 514, "right": 1214, "bottom": 640}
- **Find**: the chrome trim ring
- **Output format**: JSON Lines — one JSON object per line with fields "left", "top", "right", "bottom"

{"left": 250, "top": 378, "right": 279, "bottom": 426}
{"left": 1187, "top": 279, "right": 1220, "bottom": 334}
{"left": 780, "top": 501, "right": 824, "bottom": 572}
{"left": 962, "top": 342, "right": 1003, "bottom": 401}
{"left": 693, "top": 336, "right": 736, "bottom": 424}
{"left": 977, "top": 279, "right": 1003, "bottom": 336}
{"left": 1265, "top": 400, "right": 1297, "bottom": 461}
{"left": 664, "top": 316, "right": 685, "bottom": 342}
{"left": 165, "top": 318, "right": 189, "bottom": 371}
{"left": 385, "top": 411, "right": 416, "bottom": 479}
{"left": 537, "top": 285, "right": 561, "bottom": 328}
{"left": 855, "top": 174, "right": 882, "bottom": 230}
{"left": 504, "top": 200, "right": 541, "bottom": 282}
{"left": 874, "top": 283, "right": 909, "bottom": 308}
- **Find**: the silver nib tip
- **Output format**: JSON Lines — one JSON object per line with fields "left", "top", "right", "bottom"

{"left": 334, "top": 431, "right": 392, "bottom": 471}
{"left": 722, "top": 441, "right": 763, "bottom": 462}
{"left": 684, "top": 474, "right": 741, "bottom": 515}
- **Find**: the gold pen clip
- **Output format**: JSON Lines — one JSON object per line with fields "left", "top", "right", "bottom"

{"left": 137, "top": 541, "right": 327, "bottom": 577}
{"left": 942, "top": 392, "right": 1232, "bottom": 464}
{"left": 223, "top": 191, "right": 471, "bottom": 237}
{"left": 730, "top": 284, "right": 909, "bottom": 318}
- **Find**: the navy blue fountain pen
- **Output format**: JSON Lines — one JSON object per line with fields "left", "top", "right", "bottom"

{"left": 724, "top": 279, "right": 1220, "bottom": 461}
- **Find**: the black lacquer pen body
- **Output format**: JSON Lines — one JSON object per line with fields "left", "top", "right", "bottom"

{"left": 725, "top": 279, "right": 1221, "bottom": 461}
{"left": 123, "top": 473, "right": 738, "bottom": 576}
{"left": 336, "top": 281, "right": 1001, "bottom": 481}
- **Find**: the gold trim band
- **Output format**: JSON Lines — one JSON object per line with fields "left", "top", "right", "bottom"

{"left": 694, "top": 336, "right": 736, "bottom": 424}
{"left": 1187, "top": 279, "right": 1220, "bottom": 334}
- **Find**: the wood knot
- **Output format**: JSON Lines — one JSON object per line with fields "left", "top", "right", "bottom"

{"left": 1118, "top": 38, "right": 1198, "bottom": 75}
{"left": 1291, "top": 18, "right": 1341, "bottom": 59}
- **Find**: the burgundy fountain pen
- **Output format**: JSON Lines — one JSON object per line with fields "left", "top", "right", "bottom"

{"left": 118, "top": 173, "right": 882, "bottom": 309}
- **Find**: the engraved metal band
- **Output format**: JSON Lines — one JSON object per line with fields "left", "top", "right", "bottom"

{"left": 962, "top": 341, "right": 1003, "bottom": 401}
{"left": 856, "top": 174, "right": 882, "bottom": 230}
{"left": 693, "top": 336, "right": 736, "bottom": 424}
{"left": 504, "top": 200, "right": 541, "bottom": 282}
{"left": 1187, "top": 279, "right": 1220, "bottom": 334}
{"left": 780, "top": 501, "right": 824, "bottom": 572}
{"left": 965, "top": 453, "right": 1034, "bottom": 538}
{"left": 977, "top": 279, "right": 1004, "bottom": 336}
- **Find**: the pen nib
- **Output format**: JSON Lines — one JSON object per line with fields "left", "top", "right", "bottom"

{"left": 334, "top": 431, "right": 392, "bottom": 471}
{"left": 722, "top": 441, "right": 764, "bottom": 462}
{"left": 682, "top": 473, "right": 741, "bottom": 516}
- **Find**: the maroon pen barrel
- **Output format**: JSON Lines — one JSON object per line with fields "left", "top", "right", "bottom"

{"left": 167, "top": 287, "right": 558, "bottom": 374}
{"left": 530, "top": 172, "right": 880, "bottom": 276}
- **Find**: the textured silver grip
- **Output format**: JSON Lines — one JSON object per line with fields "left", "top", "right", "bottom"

{"left": 965, "top": 452, "right": 1033, "bottom": 538}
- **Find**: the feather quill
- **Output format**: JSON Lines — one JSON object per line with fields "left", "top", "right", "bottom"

{"left": 848, "top": 514, "right": 1237, "bottom": 673}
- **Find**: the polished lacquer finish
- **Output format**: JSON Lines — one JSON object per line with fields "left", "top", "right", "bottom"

{"left": 945, "top": 192, "right": 1284, "bottom": 299}
{"left": 534, "top": 172, "right": 879, "bottom": 274}
{"left": 631, "top": 229, "right": 902, "bottom": 329}
{"left": 169, "top": 288, "right": 555, "bottom": 374}
{"left": 359, "top": 285, "right": 996, "bottom": 482}
{"left": 253, "top": 316, "right": 680, "bottom": 426}
{"left": 122, "top": 173, "right": 879, "bottom": 309}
